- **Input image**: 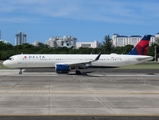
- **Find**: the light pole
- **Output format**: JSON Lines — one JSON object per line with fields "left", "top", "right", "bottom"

{"left": 154, "top": 46, "right": 156, "bottom": 61}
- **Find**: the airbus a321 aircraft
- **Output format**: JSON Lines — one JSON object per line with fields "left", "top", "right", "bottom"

{"left": 3, "top": 35, "right": 153, "bottom": 75}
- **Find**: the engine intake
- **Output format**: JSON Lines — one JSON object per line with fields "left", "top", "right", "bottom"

{"left": 55, "top": 64, "right": 70, "bottom": 73}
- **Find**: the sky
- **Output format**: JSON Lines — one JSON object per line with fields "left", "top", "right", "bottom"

{"left": 0, "top": 0, "right": 159, "bottom": 45}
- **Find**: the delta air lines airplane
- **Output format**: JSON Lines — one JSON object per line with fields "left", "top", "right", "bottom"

{"left": 3, "top": 35, "right": 153, "bottom": 75}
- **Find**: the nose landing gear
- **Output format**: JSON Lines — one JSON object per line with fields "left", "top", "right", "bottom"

{"left": 19, "top": 68, "right": 22, "bottom": 74}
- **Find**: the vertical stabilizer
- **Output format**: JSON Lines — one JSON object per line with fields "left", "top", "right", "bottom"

{"left": 128, "top": 35, "right": 151, "bottom": 55}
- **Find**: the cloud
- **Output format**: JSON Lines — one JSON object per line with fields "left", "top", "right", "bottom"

{"left": 0, "top": 0, "right": 159, "bottom": 25}
{"left": 0, "top": 17, "right": 42, "bottom": 23}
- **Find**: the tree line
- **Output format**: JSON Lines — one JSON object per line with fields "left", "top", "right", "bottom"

{"left": 0, "top": 35, "right": 159, "bottom": 60}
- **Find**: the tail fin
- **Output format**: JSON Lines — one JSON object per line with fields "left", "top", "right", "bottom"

{"left": 128, "top": 35, "right": 151, "bottom": 55}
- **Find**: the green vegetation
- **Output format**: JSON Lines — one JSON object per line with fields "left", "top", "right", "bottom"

{"left": 0, "top": 35, "right": 159, "bottom": 60}
{"left": 0, "top": 64, "right": 8, "bottom": 69}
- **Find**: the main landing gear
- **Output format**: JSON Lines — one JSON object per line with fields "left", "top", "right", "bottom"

{"left": 75, "top": 70, "right": 81, "bottom": 75}
{"left": 19, "top": 68, "right": 22, "bottom": 74}
{"left": 75, "top": 66, "right": 81, "bottom": 75}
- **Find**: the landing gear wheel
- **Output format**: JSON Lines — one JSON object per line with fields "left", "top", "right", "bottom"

{"left": 76, "top": 70, "right": 81, "bottom": 75}
{"left": 19, "top": 68, "right": 22, "bottom": 75}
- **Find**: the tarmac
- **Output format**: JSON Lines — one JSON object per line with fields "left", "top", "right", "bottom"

{"left": 0, "top": 68, "right": 159, "bottom": 119}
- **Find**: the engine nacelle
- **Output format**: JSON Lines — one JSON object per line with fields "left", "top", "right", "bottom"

{"left": 55, "top": 64, "right": 70, "bottom": 73}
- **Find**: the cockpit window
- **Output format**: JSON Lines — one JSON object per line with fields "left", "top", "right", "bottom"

{"left": 8, "top": 57, "right": 14, "bottom": 61}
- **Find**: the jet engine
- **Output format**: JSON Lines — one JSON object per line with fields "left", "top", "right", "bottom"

{"left": 55, "top": 64, "right": 70, "bottom": 73}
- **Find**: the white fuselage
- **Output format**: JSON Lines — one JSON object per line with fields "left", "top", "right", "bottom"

{"left": 3, "top": 54, "right": 153, "bottom": 68}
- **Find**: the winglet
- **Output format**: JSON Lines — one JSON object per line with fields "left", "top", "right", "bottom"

{"left": 93, "top": 52, "right": 102, "bottom": 61}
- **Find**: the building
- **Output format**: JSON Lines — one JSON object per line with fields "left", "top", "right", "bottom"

{"left": 15, "top": 31, "right": 27, "bottom": 45}
{"left": 76, "top": 40, "right": 99, "bottom": 48}
{"left": 0, "top": 39, "right": 10, "bottom": 44}
{"left": 112, "top": 34, "right": 156, "bottom": 47}
{"left": 150, "top": 35, "right": 156, "bottom": 45}
{"left": 0, "top": 30, "right": 10, "bottom": 44}
{"left": 32, "top": 41, "right": 40, "bottom": 46}
{"left": 46, "top": 36, "right": 77, "bottom": 48}
{"left": 155, "top": 33, "right": 159, "bottom": 38}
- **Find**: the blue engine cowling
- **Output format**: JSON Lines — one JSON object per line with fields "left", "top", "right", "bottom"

{"left": 55, "top": 64, "right": 70, "bottom": 73}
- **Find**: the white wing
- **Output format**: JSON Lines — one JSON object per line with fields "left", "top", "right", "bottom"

{"left": 55, "top": 52, "right": 101, "bottom": 68}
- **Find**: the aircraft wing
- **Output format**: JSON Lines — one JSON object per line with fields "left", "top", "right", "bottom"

{"left": 61, "top": 61, "right": 93, "bottom": 68}
{"left": 55, "top": 52, "right": 101, "bottom": 68}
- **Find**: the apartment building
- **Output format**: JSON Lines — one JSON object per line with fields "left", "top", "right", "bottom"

{"left": 112, "top": 33, "right": 156, "bottom": 47}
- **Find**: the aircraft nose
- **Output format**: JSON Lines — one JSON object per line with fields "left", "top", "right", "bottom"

{"left": 3, "top": 61, "right": 8, "bottom": 67}
{"left": 3, "top": 61, "right": 7, "bottom": 66}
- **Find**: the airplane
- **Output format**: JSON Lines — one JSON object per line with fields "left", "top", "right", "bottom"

{"left": 3, "top": 35, "right": 153, "bottom": 75}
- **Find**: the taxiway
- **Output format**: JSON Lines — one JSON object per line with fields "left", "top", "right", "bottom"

{"left": 0, "top": 69, "right": 159, "bottom": 116}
